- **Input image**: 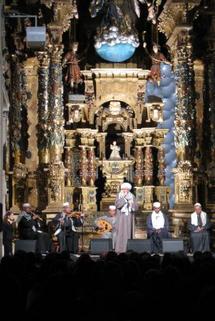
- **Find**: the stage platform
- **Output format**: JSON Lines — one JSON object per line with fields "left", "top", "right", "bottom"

{"left": 70, "top": 252, "right": 215, "bottom": 262}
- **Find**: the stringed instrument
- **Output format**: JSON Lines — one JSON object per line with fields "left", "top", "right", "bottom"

{"left": 96, "top": 218, "right": 112, "bottom": 234}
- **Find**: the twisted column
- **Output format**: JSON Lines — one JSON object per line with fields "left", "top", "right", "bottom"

{"left": 144, "top": 146, "right": 153, "bottom": 185}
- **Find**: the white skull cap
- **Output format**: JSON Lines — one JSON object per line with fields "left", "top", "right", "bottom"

{"left": 153, "top": 202, "right": 161, "bottom": 208}
{"left": 194, "top": 202, "right": 201, "bottom": 207}
{"left": 63, "top": 202, "right": 70, "bottom": 207}
{"left": 23, "top": 203, "right": 31, "bottom": 208}
{"left": 109, "top": 205, "right": 116, "bottom": 210}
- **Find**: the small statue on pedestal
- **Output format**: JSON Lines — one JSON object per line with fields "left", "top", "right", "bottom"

{"left": 109, "top": 141, "right": 121, "bottom": 160}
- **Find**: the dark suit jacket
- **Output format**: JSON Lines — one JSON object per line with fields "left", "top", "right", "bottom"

{"left": 18, "top": 216, "right": 38, "bottom": 240}
{"left": 53, "top": 213, "right": 83, "bottom": 236}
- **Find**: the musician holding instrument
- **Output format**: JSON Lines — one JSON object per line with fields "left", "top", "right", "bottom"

{"left": 52, "top": 202, "right": 84, "bottom": 253}
{"left": 94, "top": 205, "right": 117, "bottom": 249}
{"left": 18, "top": 203, "right": 51, "bottom": 253}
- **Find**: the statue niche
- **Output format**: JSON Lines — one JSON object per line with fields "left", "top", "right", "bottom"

{"left": 95, "top": 100, "right": 135, "bottom": 131}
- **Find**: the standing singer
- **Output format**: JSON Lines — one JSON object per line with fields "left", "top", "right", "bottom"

{"left": 115, "top": 182, "right": 138, "bottom": 253}
{"left": 53, "top": 202, "right": 84, "bottom": 253}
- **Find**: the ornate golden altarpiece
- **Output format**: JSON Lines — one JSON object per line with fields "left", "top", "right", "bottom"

{"left": 6, "top": 0, "right": 215, "bottom": 244}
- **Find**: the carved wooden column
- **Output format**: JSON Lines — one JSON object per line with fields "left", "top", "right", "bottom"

{"left": 203, "top": 9, "right": 215, "bottom": 211}
{"left": 42, "top": 0, "right": 78, "bottom": 212}
{"left": 134, "top": 146, "right": 143, "bottom": 187}
{"left": 78, "top": 129, "right": 98, "bottom": 211}
{"left": 88, "top": 146, "right": 96, "bottom": 187}
{"left": 10, "top": 57, "right": 28, "bottom": 211}
{"left": 157, "top": 147, "right": 165, "bottom": 186}
{"left": 36, "top": 51, "right": 50, "bottom": 165}
{"left": 79, "top": 145, "right": 88, "bottom": 187}
{"left": 45, "top": 44, "right": 65, "bottom": 211}
{"left": 83, "top": 70, "right": 95, "bottom": 125}
{"left": 23, "top": 58, "right": 39, "bottom": 208}
{"left": 122, "top": 133, "right": 134, "bottom": 158}
{"left": 158, "top": 1, "right": 200, "bottom": 232}
{"left": 144, "top": 146, "right": 153, "bottom": 185}
{"left": 64, "top": 131, "right": 76, "bottom": 204}
{"left": 96, "top": 133, "right": 107, "bottom": 159}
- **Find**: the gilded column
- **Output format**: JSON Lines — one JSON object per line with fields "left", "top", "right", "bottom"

{"left": 122, "top": 133, "right": 134, "bottom": 158}
{"left": 205, "top": 12, "right": 215, "bottom": 210}
{"left": 174, "top": 29, "right": 196, "bottom": 162}
{"left": 157, "top": 146, "right": 165, "bottom": 186}
{"left": 144, "top": 146, "right": 153, "bottom": 185}
{"left": 79, "top": 146, "right": 88, "bottom": 187}
{"left": 36, "top": 51, "right": 50, "bottom": 209}
{"left": 88, "top": 146, "right": 96, "bottom": 187}
{"left": 23, "top": 58, "right": 39, "bottom": 208}
{"left": 36, "top": 51, "right": 50, "bottom": 165}
{"left": 158, "top": 1, "right": 201, "bottom": 218}
{"left": 142, "top": 146, "right": 154, "bottom": 210}
{"left": 10, "top": 58, "right": 28, "bottom": 211}
{"left": 134, "top": 146, "right": 143, "bottom": 187}
{"left": 42, "top": 0, "right": 78, "bottom": 212}
{"left": 45, "top": 44, "right": 65, "bottom": 210}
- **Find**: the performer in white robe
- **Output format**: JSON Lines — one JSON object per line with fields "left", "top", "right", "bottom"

{"left": 147, "top": 202, "right": 169, "bottom": 253}
{"left": 94, "top": 205, "right": 117, "bottom": 249}
{"left": 189, "top": 203, "right": 211, "bottom": 252}
{"left": 115, "top": 182, "right": 138, "bottom": 253}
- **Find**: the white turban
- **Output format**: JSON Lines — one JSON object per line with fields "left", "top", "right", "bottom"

{"left": 194, "top": 202, "right": 201, "bottom": 208}
{"left": 63, "top": 202, "right": 70, "bottom": 208}
{"left": 153, "top": 202, "right": 161, "bottom": 208}
{"left": 109, "top": 205, "right": 116, "bottom": 210}
{"left": 121, "top": 182, "right": 132, "bottom": 190}
{"left": 23, "top": 203, "right": 31, "bottom": 208}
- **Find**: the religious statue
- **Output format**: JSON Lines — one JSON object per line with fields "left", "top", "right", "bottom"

{"left": 148, "top": 43, "right": 170, "bottom": 84}
{"left": 109, "top": 141, "right": 121, "bottom": 160}
{"left": 62, "top": 42, "right": 82, "bottom": 91}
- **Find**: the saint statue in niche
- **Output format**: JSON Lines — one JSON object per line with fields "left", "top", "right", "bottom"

{"left": 109, "top": 141, "right": 121, "bottom": 160}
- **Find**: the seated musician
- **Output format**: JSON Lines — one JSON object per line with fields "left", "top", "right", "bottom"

{"left": 94, "top": 205, "right": 116, "bottom": 249}
{"left": 52, "top": 202, "right": 84, "bottom": 253}
{"left": 146, "top": 202, "right": 169, "bottom": 253}
{"left": 18, "top": 203, "right": 51, "bottom": 254}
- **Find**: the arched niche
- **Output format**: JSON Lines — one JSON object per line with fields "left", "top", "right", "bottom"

{"left": 94, "top": 100, "right": 135, "bottom": 131}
